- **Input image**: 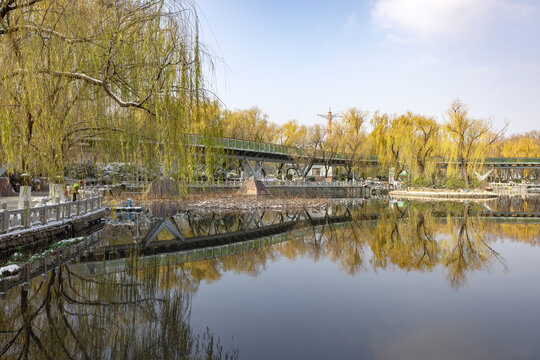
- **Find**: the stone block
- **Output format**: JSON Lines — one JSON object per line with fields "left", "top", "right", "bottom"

{"left": 237, "top": 179, "right": 270, "bottom": 195}
{"left": 0, "top": 177, "right": 16, "bottom": 197}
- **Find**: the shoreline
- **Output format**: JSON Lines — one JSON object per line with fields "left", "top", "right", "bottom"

{"left": 143, "top": 195, "right": 334, "bottom": 214}
{"left": 389, "top": 189, "right": 499, "bottom": 201}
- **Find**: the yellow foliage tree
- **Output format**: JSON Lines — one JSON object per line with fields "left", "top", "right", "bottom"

{"left": 336, "top": 107, "right": 369, "bottom": 179}
{"left": 443, "top": 100, "right": 507, "bottom": 188}
{"left": 370, "top": 112, "right": 410, "bottom": 181}
{"left": 406, "top": 112, "right": 440, "bottom": 179}
{"left": 221, "top": 106, "right": 278, "bottom": 142}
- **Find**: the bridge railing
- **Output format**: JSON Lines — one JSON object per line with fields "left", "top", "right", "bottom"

{"left": 186, "top": 134, "right": 540, "bottom": 166}
{"left": 436, "top": 157, "right": 540, "bottom": 165}
{"left": 483, "top": 157, "right": 540, "bottom": 164}
{"left": 185, "top": 134, "right": 370, "bottom": 161}
{"left": 0, "top": 196, "right": 103, "bottom": 235}
{"left": 187, "top": 134, "right": 292, "bottom": 156}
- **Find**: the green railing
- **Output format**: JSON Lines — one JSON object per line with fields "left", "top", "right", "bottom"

{"left": 185, "top": 134, "right": 382, "bottom": 162}
{"left": 437, "top": 157, "right": 540, "bottom": 164}
{"left": 484, "top": 157, "right": 540, "bottom": 164}
{"left": 185, "top": 134, "right": 539, "bottom": 165}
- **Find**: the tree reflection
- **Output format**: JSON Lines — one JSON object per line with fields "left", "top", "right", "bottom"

{"left": 149, "top": 202, "right": 537, "bottom": 290}
{"left": 366, "top": 204, "right": 439, "bottom": 272}
{"left": 439, "top": 204, "right": 508, "bottom": 288}
{"left": 0, "top": 259, "right": 239, "bottom": 360}
{"left": 3, "top": 202, "right": 537, "bottom": 358}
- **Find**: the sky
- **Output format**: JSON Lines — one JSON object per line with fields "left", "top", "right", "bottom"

{"left": 195, "top": 0, "right": 540, "bottom": 135}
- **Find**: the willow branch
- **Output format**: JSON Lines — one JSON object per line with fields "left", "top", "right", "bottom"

{"left": 0, "top": 0, "right": 42, "bottom": 20}
{"left": 0, "top": 24, "right": 90, "bottom": 43}
{"left": 7, "top": 69, "right": 155, "bottom": 115}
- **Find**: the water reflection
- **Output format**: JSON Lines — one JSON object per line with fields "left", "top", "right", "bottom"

{"left": 2, "top": 198, "right": 540, "bottom": 359}
{"left": 96, "top": 200, "right": 540, "bottom": 290}
{"left": 0, "top": 261, "right": 239, "bottom": 359}
{"left": 492, "top": 194, "right": 540, "bottom": 212}
{"left": 324, "top": 203, "right": 536, "bottom": 287}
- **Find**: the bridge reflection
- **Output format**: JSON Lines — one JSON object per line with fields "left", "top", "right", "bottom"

{"left": 98, "top": 198, "right": 540, "bottom": 257}
{"left": 92, "top": 206, "right": 358, "bottom": 260}
{"left": 74, "top": 200, "right": 540, "bottom": 286}
{"left": 4, "top": 199, "right": 539, "bottom": 296}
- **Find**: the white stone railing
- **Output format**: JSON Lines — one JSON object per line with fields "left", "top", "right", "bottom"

{"left": 186, "top": 181, "right": 243, "bottom": 188}
{"left": 490, "top": 182, "right": 538, "bottom": 188}
{"left": 0, "top": 231, "right": 103, "bottom": 296}
{"left": 183, "top": 180, "right": 395, "bottom": 188}
{"left": 262, "top": 180, "right": 369, "bottom": 187}
{"left": 0, "top": 196, "right": 103, "bottom": 234}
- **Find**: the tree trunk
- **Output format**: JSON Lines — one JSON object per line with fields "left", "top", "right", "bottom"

{"left": 417, "top": 159, "right": 425, "bottom": 177}
{"left": 462, "top": 166, "right": 469, "bottom": 188}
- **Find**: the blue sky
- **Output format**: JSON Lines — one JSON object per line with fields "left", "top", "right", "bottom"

{"left": 196, "top": 0, "right": 540, "bottom": 134}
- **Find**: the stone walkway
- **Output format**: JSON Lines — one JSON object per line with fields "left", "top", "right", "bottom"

{"left": 0, "top": 193, "right": 50, "bottom": 210}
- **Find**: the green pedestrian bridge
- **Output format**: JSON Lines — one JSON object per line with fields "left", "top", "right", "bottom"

{"left": 185, "top": 134, "right": 540, "bottom": 178}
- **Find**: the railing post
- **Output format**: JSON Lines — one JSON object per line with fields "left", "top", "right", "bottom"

{"left": 56, "top": 203, "right": 61, "bottom": 221}
{"left": 23, "top": 207, "right": 30, "bottom": 228}
{"left": 0, "top": 202, "right": 8, "bottom": 233}
{"left": 25, "top": 263, "right": 31, "bottom": 284}
{"left": 40, "top": 206, "right": 47, "bottom": 225}
{"left": 66, "top": 202, "right": 71, "bottom": 218}
{"left": 76, "top": 200, "right": 81, "bottom": 216}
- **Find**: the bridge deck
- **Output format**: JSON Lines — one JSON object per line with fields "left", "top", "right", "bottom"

{"left": 186, "top": 134, "right": 540, "bottom": 169}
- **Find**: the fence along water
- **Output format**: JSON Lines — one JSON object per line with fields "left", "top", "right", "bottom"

{"left": 0, "top": 196, "right": 103, "bottom": 234}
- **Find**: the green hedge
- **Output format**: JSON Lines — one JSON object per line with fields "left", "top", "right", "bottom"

{"left": 444, "top": 176, "right": 482, "bottom": 189}
{"left": 412, "top": 177, "right": 432, "bottom": 187}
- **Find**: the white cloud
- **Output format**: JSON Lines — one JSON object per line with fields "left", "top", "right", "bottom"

{"left": 371, "top": 0, "right": 536, "bottom": 42}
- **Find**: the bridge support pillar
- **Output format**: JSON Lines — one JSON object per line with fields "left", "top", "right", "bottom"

{"left": 290, "top": 163, "right": 311, "bottom": 179}
{"left": 241, "top": 159, "right": 265, "bottom": 180}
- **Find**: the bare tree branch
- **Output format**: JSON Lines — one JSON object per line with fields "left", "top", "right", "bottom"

{"left": 7, "top": 68, "right": 155, "bottom": 115}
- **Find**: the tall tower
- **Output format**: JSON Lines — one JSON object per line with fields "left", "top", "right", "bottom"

{"left": 327, "top": 108, "right": 332, "bottom": 134}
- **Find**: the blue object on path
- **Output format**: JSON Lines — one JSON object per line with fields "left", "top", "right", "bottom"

{"left": 126, "top": 198, "right": 132, "bottom": 220}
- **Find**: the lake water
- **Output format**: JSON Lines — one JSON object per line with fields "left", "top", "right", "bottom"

{"left": 1, "top": 196, "right": 540, "bottom": 359}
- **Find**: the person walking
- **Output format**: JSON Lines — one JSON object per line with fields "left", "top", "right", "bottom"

{"left": 72, "top": 180, "right": 82, "bottom": 201}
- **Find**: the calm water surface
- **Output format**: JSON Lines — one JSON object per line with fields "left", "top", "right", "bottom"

{"left": 1, "top": 196, "right": 540, "bottom": 359}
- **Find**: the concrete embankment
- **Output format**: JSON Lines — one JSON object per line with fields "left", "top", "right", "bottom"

{"left": 188, "top": 184, "right": 388, "bottom": 198}
{"left": 389, "top": 190, "right": 498, "bottom": 200}
{"left": 0, "top": 208, "right": 107, "bottom": 257}
{"left": 268, "top": 185, "right": 387, "bottom": 198}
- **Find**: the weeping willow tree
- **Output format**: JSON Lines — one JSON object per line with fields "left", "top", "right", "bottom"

{"left": 443, "top": 100, "right": 507, "bottom": 188}
{"left": 370, "top": 112, "right": 409, "bottom": 181}
{"left": 0, "top": 0, "right": 220, "bottom": 184}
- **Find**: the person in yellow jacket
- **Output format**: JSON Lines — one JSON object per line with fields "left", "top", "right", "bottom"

{"left": 72, "top": 180, "right": 82, "bottom": 201}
